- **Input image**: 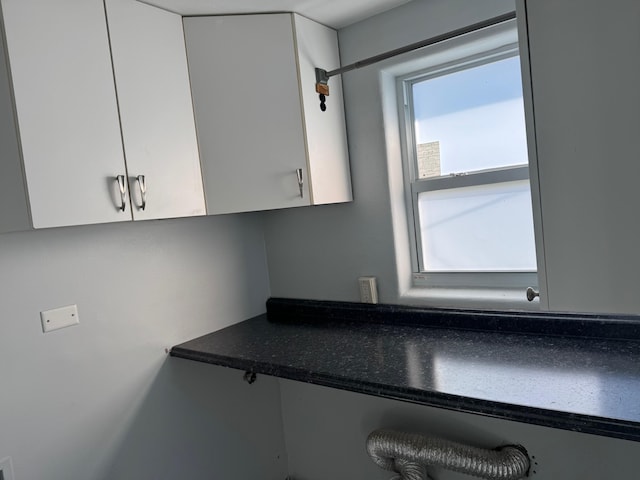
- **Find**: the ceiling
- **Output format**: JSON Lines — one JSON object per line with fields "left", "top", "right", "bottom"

{"left": 136, "top": 0, "right": 413, "bottom": 29}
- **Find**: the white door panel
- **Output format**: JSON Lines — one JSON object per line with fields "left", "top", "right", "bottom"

{"left": 184, "top": 14, "right": 310, "bottom": 215}
{"left": 105, "top": 0, "right": 206, "bottom": 221}
{"left": 1, "top": 0, "right": 129, "bottom": 228}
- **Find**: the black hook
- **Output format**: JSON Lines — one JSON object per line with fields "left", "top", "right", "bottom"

{"left": 319, "top": 93, "right": 327, "bottom": 112}
{"left": 243, "top": 371, "right": 257, "bottom": 384}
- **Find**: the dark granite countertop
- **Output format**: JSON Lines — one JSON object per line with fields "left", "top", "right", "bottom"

{"left": 171, "top": 298, "right": 640, "bottom": 442}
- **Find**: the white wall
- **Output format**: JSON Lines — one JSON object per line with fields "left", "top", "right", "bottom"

{"left": 0, "top": 215, "right": 287, "bottom": 480}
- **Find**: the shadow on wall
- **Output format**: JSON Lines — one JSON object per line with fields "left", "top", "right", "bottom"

{"left": 104, "top": 358, "right": 287, "bottom": 480}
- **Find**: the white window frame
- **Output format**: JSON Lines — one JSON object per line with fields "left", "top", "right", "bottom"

{"left": 381, "top": 18, "right": 539, "bottom": 307}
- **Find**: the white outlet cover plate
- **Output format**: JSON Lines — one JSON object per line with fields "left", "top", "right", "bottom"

{"left": 40, "top": 304, "right": 79, "bottom": 333}
{"left": 358, "top": 276, "right": 378, "bottom": 304}
{"left": 0, "top": 456, "right": 15, "bottom": 480}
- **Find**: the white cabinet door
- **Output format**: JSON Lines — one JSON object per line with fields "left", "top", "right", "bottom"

{"left": 105, "top": 0, "right": 206, "bottom": 221}
{"left": 521, "top": 0, "right": 640, "bottom": 314}
{"left": 1, "top": 0, "right": 129, "bottom": 228}
{"left": 293, "top": 15, "right": 352, "bottom": 206}
{"left": 184, "top": 14, "right": 310, "bottom": 215}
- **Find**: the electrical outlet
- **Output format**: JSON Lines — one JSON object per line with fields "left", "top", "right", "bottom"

{"left": 0, "top": 457, "right": 14, "bottom": 480}
{"left": 40, "top": 304, "right": 79, "bottom": 333}
{"left": 359, "top": 276, "right": 378, "bottom": 304}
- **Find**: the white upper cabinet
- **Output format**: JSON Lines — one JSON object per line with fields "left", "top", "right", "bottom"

{"left": 1, "top": 0, "right": 128, "bottom": 229}
{"left": 518, "top": 0, "right": 640, "bottom": 314}
{"left": 183, "top": 13, "right": 352, "bottom": 215}
{"left": 0, "top": 0, "right": 205, "bottom": 233}
{"left": 104, "top": 0, "right": 205, "bottom": 220}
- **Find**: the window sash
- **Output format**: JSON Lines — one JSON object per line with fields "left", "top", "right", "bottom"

{"left": 410, "top": 177, "right": 536, "bottom": 277}
{"left": 412, "top": 271, "right": 538, "bottom": 289}
{"left": 399, "top": 49, "right": 537, "bottom": 286}
{"left": 410, "top": 165, "right": 529, "bottom": 195}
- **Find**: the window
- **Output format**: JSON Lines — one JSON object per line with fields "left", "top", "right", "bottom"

{"left": 398, "top": 31, "right": 537, "bottom": 292}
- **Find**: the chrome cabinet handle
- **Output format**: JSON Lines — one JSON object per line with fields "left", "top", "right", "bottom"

{"left": 526, "top": 287, "right": 540, "bottom": 302}
{"left": 136, "top": 175, "right": 147, "bottom": 211}
{"left": 296, "top": 168, "right": 304, "bottom": 198}
{"left": 116, "top": 175, "right": 126, "bottom": 212}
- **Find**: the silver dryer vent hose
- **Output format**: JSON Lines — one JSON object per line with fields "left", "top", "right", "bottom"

{"left": 366, "top": 429, "right": 530, "bottom": 480}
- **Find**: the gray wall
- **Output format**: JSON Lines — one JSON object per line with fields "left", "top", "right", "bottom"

{"left": 0, "top": 215, "right": 287, "bottom": 480}
{"left": 3, "top": 1, "right": 638, "bottom": 479}
{"left": 280, "top": 380, "right": 640, "bottom": 480}
{"left": 516, "top": 0, "right": 640, "bottom": 314}
{"left": 266, "top": 1, "right": 640, "bottom": 478}
{"left": 264, "top": 0, "right": 518, "bottom": 305}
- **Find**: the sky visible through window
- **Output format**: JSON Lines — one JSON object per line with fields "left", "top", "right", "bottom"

{"left": 411, "top": 55, "right": 537, "bottom": 272}
{"left": 414, "top": 56, "right": 523, "bottom": 118}
{"left": 413, "top": 56, "right": 528, "bottom": 177}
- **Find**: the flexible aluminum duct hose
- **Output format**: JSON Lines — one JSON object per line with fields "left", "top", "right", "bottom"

{"left": 366, "top": 429, "right": 530, "bottom": 480}
{"left": 391, "top": 459, "right": 431, "bottom": 480}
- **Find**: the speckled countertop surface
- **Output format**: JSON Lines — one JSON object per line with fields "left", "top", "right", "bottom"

{"left": 171, "top": 299, "right": 640, "bottom": 442}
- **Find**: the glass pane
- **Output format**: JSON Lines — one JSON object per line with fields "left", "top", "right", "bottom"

{"left": 413, "top": 56, "right": 528, "bottom": 178}
{"left": 418, "top": 180, "right": 537, "bottom": 272}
